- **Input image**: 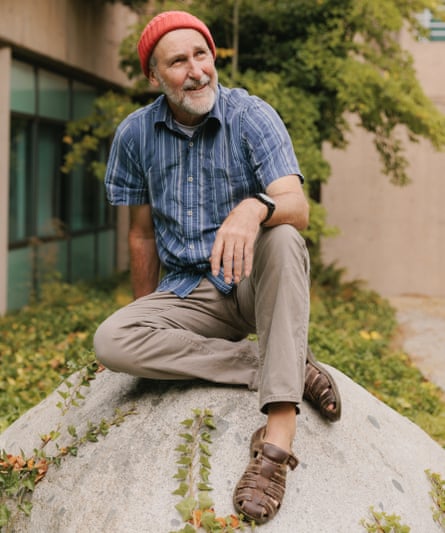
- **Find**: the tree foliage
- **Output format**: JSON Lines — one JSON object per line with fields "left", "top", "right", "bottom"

{"left": 64, "top": 0, "right": 445, "bottom": 244}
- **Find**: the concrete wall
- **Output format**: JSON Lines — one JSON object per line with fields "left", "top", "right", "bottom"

{"left": 0, "top": 0, "right": 137, "bottom": 314}
{"left": 0, "top": 0, "right": 136, "bottom": 85}
{"left": 322, "top": 32, "right": 445, "bottom": 297}
{"left": 0, "top": 48, "right": 11, "bottom": 316}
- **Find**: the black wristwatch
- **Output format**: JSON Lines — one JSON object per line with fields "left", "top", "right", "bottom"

{"left": 254, "top": 193, "right": 276, "bottom": 225}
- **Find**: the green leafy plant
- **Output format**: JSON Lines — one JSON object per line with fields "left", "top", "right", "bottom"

{"left": 360, "top": 506, "right": 411, "bottom": 532}
{"left": 0, "top": 276, "right": 129, "bottom": 432}
{"left": 170, "top": 409, "right": 255, "bottom": 533}
{"left": 426, "top": 469, "right": 445, "bottom": 529}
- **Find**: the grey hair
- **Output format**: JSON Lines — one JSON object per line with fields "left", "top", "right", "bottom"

{"left": 149, "top": 55, "right": 157, "bottom": 71}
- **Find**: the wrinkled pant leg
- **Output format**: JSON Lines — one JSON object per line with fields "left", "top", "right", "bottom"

{"left": 93, "top": 278, "right": 259, "bottom": 390}
{"left": 235, "top": 225, "right": 310, "bottom": 412}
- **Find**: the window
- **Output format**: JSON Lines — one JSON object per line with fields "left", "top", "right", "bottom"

{"left": 418, "top": 8, "right": 445, "bottom": 41}
{"left": 8, "top": 60, "right": 115, "bottom": 310}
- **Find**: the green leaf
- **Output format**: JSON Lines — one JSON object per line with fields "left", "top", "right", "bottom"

{"left": 86, "top": 433, "right": 98, "bottom": 443}
{"left": 200, "top": 510, "right": 219, "bottom": 529}
{"left": 68, "top": 425, "right": 77, "bottom": 437}
{"left": 200, "top": 456, "right": 211, "bottom": 469}
{"left": 180, "top": 418, "right": 194, "bottom": 428}
{"left": 199, "top": 442, "right": 211, "bottom": 456}
{"left": 176, "top": 456, "right": 192, "bottom": 466}
{"left": 175, "top": 444, "right": 190, "bottom": 454}
{"left": 201, "top": 432, "right": 212, "bottom": 443}
{"left": 22, "top": 478, "right": 35, "bottom": 491}
{"left": 49, "top": 430, "right": 60, "bottom": 441}
{"left": 18, "top": 500, "right": 33, "bottom": 516}
{"left": 174, "top": 524, "right": 196, "bottom": 533}
{"left": 200, "top": 466, "right": 210, "bottom": 483}
{"left": 179, "top": 432, "right": 194, "bottom": 442}
{"left": 197, "top": 483, "right": 213, "bottom": 491}
{"left": 0, "top": 503, "right": 11, "bottom": 527}
{"left": 172, "top": 482, "right": 189, "bottom": 497}
{"left": 203, "top": 417, "right": 216, "bottom": 430}
{"left": 175, "top": 496, "right": 196, "bottom": 521}
{"left": 173, "top": 468, "right": 188, "bottom": 480}
{"left": 198, "top": 492, "right": 214, "bottom": 511}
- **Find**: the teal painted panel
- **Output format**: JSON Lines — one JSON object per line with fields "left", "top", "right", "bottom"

{"left": 70, "top": 234, "right": 95, "bottom": 282}
{"left": 97, "top": 230, "right": 116, "bottom": 278}
{"left": 7, "top": 247, "right": 33, "bottom": 311}
{"left": 10, "top": 61, "right": 36, "bottom": 114}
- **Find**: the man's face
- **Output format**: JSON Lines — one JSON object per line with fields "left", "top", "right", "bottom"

{"left": 149, "top": 29, "right": 218, "bottom": 126}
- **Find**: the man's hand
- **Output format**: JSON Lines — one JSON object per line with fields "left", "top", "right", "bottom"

{"left": 210, "top": 198, "right": 266, "bottom": 284}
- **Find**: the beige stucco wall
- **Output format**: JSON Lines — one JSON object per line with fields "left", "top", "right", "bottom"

{"left": 0, "top": 0, "right": 136, "bottom": 85}
{"left": 0, "top": 48, "right": 11, "bottom": 315}
{"left": 322, "top": 33, "right": 445, "bottom": 298}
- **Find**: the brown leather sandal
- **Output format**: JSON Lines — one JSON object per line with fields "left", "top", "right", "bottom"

{"left": 233, "top": 426, "right": 298, "bottom": 524}
{"left": 304, "top": 347, "right": 342, "bottom": 422}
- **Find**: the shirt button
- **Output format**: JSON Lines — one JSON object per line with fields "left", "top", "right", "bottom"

{"left": 187, "top": 210, "right": 193, "bottom": 216}
{"left": 188, "top": 176, "right": 193, "bottom": 182}
{"left": 189, "top": 243, "right": 195, "bottom": 249}
{"left": 189, "top": 141, "right": 194, "bottom": 148}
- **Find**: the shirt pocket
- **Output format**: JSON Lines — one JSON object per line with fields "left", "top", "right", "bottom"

{"left": 208, "top": 166, "right": 252, "bottom": 225}
{"left": 147, "top": 164, "right": 181, "bottom": 217}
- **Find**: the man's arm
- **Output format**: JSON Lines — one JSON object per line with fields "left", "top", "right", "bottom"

{"left": 210, "top": 175, "right": 309, "bottom": 284}
{"left": 128, "top": 204, "right": 160, "bottom": 299}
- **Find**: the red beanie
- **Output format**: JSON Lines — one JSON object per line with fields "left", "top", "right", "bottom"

{"left": 137, "top": 11, "right": 216, "bottom": 79}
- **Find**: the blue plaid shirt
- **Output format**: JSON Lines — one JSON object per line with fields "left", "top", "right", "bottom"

{"left": 105, "top": 85, "right": 302, "bottom": 297}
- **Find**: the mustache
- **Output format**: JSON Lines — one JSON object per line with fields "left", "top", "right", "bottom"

{"left": 183, "top": 75, "right": 211, "bottom": 91}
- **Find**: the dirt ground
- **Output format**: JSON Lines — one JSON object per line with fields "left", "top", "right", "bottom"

{"left": 389, "top": 295, "right": 445, "bottom": 393}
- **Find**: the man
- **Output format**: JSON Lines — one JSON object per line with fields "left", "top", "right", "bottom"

{"left": 94, "top": 10, "right": 341, "bottom": 525}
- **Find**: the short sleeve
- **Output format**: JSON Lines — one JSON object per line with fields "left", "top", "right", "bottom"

{"left": 242, "top": 98, "right": 303, "bottom": 187}
{"left": 104, "top": 118, "right": 149, "bottom": 206}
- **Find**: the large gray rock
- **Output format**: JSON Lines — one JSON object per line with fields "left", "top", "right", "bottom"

{"left": 0, "top": 366, "right": 444, "bottom": 533}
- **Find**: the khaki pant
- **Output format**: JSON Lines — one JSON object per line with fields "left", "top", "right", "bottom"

{"left": 94, "top": 224, "right": 310, "bottom": 413}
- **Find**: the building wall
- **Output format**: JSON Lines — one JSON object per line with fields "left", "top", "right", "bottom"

{"left": 322, "top": 30, "right": 445, "bottom": 297}
{"left": 0, "top": 48, "right": 12, "bottom": 315}
{"left": 0, "top": 0, "right": 135, "bottom": 85}
{"left": 0, "top": 0, "right": 137, "bottom": 314}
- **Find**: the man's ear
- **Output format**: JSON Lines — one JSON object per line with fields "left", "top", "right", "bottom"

{"left": 149, "top": 69, "right": 160, "bottom": 88}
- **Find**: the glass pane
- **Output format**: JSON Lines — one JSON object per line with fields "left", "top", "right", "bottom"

{"left": 72, "top": 81, "right": 97, "bottom": 120}
{"left": 38, "top": 70, "right": 69, "bottom": 120}
{"left": 7, "top": 247, "right": 33, "bottom": 311}
{"left": 36, "top": 123, "right": 64, "bottom": 237}
{"left": 96, "top": 141, "right": 109, "bottom": 226}
{"left": 9, "top": 117, "right": 33, "bottom": 243}
{"left": 10, "top": 61, "right": 36, "bottom": 114}
{"left": 97, "top": 229, "right": 115, "bottom": 278}
{"left": 70, "top": 165, "right": 97, "bottom": 232}
{"left": 70, "top": 234, "right": 95, "bottom": 282}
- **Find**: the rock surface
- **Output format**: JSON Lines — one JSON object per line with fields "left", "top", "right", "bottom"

{"left": 0, "top": 366, "right": 444, "bottom": 533}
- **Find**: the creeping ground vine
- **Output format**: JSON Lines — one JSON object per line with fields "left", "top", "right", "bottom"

{"left": 0, "top": 363, "right": 136, "bottom": 531}
{"left": 170, "top": 409, "right": 255, "bottom": 533}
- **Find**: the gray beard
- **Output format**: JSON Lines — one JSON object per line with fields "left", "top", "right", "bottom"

{"left": 156, "top": 71, "right": 218, "bottom": 117}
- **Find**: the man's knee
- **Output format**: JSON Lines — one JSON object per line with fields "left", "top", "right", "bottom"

{"left": 93, "top": 315, "right": 131, "bottom": 373}
{"left": 256, "top": 224, "right": 309, "bottom": 270}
